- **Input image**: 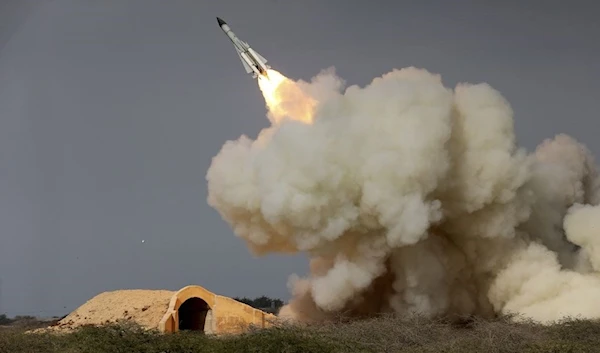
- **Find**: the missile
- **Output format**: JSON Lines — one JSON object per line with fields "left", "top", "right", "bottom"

{"left": 217, "top": 17, "right": 270, "bottom": 79}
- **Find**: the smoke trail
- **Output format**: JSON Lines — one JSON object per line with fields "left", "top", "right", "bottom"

{"left": 206, "top": 66, "right": 600, "bottom": 324}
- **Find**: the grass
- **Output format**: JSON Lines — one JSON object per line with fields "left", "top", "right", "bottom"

{"left": 2, "top": 314, "right": 600, "bottom": 352}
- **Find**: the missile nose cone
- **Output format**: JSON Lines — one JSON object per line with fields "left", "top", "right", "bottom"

{"left": 217, "top": 17, "right": 226, "bottom": 27}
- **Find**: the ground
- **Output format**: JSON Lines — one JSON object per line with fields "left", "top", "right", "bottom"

{"left": 3, "top": 314, "right": 600, "bottom": 352}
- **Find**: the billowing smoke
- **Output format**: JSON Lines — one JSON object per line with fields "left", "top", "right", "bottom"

{"left": 206, "top": 66, "right": 600, "bottom": 324}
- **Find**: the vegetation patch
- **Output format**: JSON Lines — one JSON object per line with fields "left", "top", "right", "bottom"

{"left": 3, "top": 313, "right": 600, "bottom": 353}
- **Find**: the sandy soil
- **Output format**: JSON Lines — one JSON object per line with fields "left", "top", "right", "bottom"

{"left": 47, "top": 289, "right": 176, "bottom": 331}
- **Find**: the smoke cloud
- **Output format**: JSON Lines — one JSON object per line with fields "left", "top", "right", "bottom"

{"left": 206, "top": 66, "right": 600, "bottom": 324}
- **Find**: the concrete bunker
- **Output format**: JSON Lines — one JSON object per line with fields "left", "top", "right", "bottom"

{"left": 43, "top": 285, "right": 277, "bottom": 335}
{"left": 159, "top": 285, "right": 277, "bottom": 334}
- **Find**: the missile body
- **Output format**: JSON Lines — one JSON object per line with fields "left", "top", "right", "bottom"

{"left": 217, "top": 17, "right": 270, "bottom": 79}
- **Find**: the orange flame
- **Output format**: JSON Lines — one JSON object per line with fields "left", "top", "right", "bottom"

{"left": 258, "top": 69, "right": 316, "bottom": 124}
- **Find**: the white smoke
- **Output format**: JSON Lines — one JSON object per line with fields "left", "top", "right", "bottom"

{"left": 206, "top": 66, "right": 600, "bottom": 324}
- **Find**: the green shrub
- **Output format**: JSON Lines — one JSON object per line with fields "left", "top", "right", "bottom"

{"left": 3, "top": 315, "right": 600, "bottom": 353}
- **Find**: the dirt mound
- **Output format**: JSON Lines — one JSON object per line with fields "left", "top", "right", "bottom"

{"left": 47, "top": 289, "right": 175, "bottom": 332}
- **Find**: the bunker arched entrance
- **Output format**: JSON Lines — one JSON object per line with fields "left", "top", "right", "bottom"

{"left": 178, "top": 297, "right": 212, "bottom": 332}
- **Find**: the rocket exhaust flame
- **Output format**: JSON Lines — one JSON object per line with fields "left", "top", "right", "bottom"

{"left": 257, "top": 69, "right": 316, "bottom": 124}
{"left": 210, "top": 27, "right": 600, "bottom": 325}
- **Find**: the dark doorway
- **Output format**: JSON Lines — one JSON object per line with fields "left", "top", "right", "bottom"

{"left": 178, "top": 297, "right": 210, "bottom": 331}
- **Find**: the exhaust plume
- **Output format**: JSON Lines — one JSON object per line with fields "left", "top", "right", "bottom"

{"left": 206, "top": 66, "right": 600, "bottom": 324}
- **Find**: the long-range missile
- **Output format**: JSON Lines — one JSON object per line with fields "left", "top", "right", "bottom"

{"left": 217, "top": 17, "right": 270, "bottom": 79}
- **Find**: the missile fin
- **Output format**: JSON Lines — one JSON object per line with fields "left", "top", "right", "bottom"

{"left": 248, "top": 48, "right": 268, "bottom": 65}
{"left": 237, "top": 52, "right": 254, "bottom": 74}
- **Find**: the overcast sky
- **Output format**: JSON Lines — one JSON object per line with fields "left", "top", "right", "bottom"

{"left": 0, "top": 0, "right": 598, "bottom": 317}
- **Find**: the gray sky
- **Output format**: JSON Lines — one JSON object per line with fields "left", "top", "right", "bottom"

{"left": 0, "top": 0, "right": 598, "bottom": 317}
